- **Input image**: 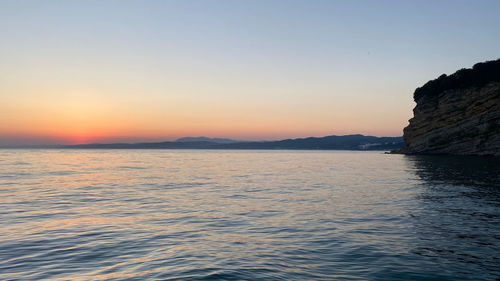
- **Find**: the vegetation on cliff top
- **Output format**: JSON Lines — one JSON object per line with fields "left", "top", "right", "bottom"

{"left": 414, "top": 58, "right": 500, "bottom": 101}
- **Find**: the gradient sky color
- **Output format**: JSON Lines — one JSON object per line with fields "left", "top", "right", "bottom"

{"left": 1, "top": 0, "right": 499, "bottom": 145}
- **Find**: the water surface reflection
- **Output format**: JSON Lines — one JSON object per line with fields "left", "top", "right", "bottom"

{"left": 404, "top": 155, "right": 500, "bottom": 280}
{"left": 0, "top": 150, "right": 499, "bottom": 280}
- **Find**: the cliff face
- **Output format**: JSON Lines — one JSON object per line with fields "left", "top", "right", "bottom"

{"left": 399, "top": 59, "right": 500, "bottom": 156}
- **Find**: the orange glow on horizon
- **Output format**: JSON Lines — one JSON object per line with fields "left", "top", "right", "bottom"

{"left": 1, "top": 124, "right": 403, "bottom": 145}
{"left": 1, "top": 86, "right": 408, "bottom": 146}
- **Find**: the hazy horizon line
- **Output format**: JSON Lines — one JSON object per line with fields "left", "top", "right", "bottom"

{"left": 0, "top": 132, "right": 404, "bottom": 148}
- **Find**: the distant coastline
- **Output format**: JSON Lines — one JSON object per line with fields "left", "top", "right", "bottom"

{"left": 2, "top": 134, "right": 403, "bottom": 151}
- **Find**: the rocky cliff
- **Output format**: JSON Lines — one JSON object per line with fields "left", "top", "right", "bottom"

{"left": 397, "top": 59, "right": 500, "bottom": 156}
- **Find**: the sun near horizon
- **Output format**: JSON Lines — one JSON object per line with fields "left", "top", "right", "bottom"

{"left": 1, "top": 1, "right": 499, "bottom": 146}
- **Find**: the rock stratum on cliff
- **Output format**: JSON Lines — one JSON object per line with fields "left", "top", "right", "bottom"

{"left": 397, "top": 59, "right": 500, "bottom": 156}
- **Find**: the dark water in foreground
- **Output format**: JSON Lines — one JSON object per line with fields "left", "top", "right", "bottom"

{"left": 1, "top": 150, "right": 499, "bottom": 281}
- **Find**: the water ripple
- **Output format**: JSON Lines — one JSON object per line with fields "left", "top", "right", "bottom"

{"left": 0, "top": 150, "right": 499, "bottom": 280}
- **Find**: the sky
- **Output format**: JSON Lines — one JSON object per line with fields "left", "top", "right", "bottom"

{"left": 1, "top": 0, "right": 499, "bottom": 145}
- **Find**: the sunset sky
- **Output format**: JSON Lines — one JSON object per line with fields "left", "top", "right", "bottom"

{"left": 1, "top": 0, "right": 499, "bottom": 145}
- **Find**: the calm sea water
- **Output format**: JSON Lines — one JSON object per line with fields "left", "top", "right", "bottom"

{"left": 1, "top": 150, "right": 499, "bottom": 281}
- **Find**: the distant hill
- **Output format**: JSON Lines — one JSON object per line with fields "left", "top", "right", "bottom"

{"left": 175, "top": 137, "right": 241, "bottom": 144}
{"left": 217, "top": 134, "right": 403, "bottom": 150}
{"left": 61, "top": 134, "right": 403, "bottom": 150}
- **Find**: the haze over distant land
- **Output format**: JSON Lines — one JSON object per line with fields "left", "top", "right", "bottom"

{"left": 20, "top": 134, "right": 403, "bottom": 151}
{"left": 1, "top": 1, "right": 499, "bottom": 146}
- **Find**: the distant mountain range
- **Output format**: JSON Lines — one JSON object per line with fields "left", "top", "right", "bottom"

{"left": 175, "top": 137, "right": 241, "bottom": 144}
{"left": 55, "top": 134, "right": 403, "bottom": 150}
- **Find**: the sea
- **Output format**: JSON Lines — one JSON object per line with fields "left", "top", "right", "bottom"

{"left": 1, "top": 149, "right": 499, "bottom": 281}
